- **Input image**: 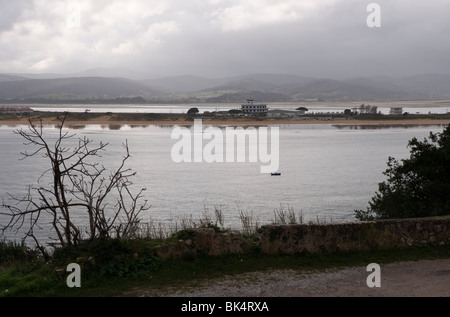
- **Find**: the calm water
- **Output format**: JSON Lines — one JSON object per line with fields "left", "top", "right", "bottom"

{"left": 0, "top": 122, "right": 447, "bottom": 243}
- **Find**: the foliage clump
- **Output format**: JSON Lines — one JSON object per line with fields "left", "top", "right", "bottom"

{"left": 355, "top": 125, "right": 450, "bottom": 220}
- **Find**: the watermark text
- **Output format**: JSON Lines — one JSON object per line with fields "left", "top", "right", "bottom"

{"left": 67, "top": 3, "right": 82, "bottom": 28}
{"left": 66, "top": 263, "right": 81, "bottom": 288}
{"left": 367, "top": 3, "right": 381, "bottom": 28}
{"left": 171, "top": 119, "right": 279, "bottom": 174}
{"left": 366, "top": 263, "right": 381, "bottom": 287}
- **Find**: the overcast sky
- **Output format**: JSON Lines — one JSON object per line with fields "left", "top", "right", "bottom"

{"left": 1, "top": 0, "right": 449, "bottom": 79}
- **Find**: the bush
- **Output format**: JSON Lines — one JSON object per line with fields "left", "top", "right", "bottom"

{"left": 187, "top": 107, "right": 199, "bottom": 115}
{"left": 355, "top": 124, "right": 450, "bottom": 220}
{"left": 51, "top": 238, "right": 162, "bottom": 278}
{"left": 0, "top": 240, "right": 40, "bottom": 265}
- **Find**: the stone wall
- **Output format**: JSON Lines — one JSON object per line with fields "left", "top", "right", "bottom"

{"left": 153, "top": 228, "right": 255, "bottom": 259}
{"left": 259, "top": 216, "right": 450, "bottom": 255}
{"left": 152, "top": 216, "right": 450, "bottom": 259}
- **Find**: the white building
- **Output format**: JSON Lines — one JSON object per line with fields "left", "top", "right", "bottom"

{"left": 241, "top": 99, "right": 267, "bottom": 114}
{"left": 389, "top": 107, "right": 403, "bottom": 115}
{"left": 267, "top": 109, "right": 306, "bottom": 118}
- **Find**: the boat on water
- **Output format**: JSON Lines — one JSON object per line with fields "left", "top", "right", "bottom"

{"left": 271, "top": 172, "right": 281, "bottom": 176}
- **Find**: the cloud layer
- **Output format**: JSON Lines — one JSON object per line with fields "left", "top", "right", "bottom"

{"left": 1, "top": 0, "right": 449, "bottom": 78}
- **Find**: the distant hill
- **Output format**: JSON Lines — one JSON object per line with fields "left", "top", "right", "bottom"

{"left": 141, "top": 75, "right": 224, "bottom": 93}
{"left": 0, "top": 74, "right": 28, "bottom": 83}
{"left": 384, "top": 74, "right": 450, "bottom": 99}
{"left": 0, "top": 77, "right": 164, "bottom": 101}
{"left": 196, "top": 73, "right": 449, "bottom": 102}
{"left": 1, "top": 70, "right": 450, "bottom": 103}
{"left": 205, "top": 91, "right": 292, "bottom": 103}
{"left": 70, "top": 67, "right": 152, "bottom": 80}
{"left": 274, "top": 78, "right": 428, "bottom": 101}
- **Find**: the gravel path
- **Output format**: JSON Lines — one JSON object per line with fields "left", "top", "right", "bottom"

{"left": 131, "top": 258, "right": 450, "bottom": 297}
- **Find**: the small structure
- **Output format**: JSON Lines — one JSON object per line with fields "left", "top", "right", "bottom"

{"left": 267, "top": 109, "right": 305, "bottom": 118}
{"left": 241, "top": 99, "right": 267, "bottom": 115}
{"left": 0, "top": 106, "right": 34, "bottom": 114}
{"left": 389, "top": 107, "right": 403, "bottom": 115}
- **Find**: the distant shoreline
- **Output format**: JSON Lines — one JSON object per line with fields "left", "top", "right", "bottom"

{"left": 1, "top": 112, "right": 450, "bottom": 127}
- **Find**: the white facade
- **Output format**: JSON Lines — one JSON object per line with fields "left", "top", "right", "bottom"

{"left": 389, "top": 107, "right": 403, "bottom": 115}
{"left": 241, "top": 99, "right": 267, "bottom": 114}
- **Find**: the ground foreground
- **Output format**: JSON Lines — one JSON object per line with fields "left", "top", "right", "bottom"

{"left": 125, "top": 258, "right": 450, "bottom": 297}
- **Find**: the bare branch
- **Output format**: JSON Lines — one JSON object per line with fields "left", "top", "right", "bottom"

{"left": 1, "top": 114, "right": 151, "bottom": 251}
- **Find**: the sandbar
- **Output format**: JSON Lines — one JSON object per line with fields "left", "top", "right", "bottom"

{"left": 1, "top": 113, "right": 450, "bottom": 127}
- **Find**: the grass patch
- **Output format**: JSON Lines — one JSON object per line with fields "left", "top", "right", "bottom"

{"left": 1, "top": 237, "right": 449, "bottom": 297}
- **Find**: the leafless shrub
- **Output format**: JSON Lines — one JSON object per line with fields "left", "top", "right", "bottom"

{"left": 238, "top": 207, "right": 259, "bottom": 236}
{"left": 214, "top": 205, "right": 224, "bottom": 228}
{"left": 0, "top": 114, "right": 150, "bottom": 256}
{"left": 273, "top": 204, "right": 303, "bottom": 225}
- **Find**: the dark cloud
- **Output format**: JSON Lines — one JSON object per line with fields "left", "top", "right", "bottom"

{"left": 1, "top": 0, "right": 449, "bottom": 78}
{"left": 0, "top": 0, "right": 33, "bottom": 31}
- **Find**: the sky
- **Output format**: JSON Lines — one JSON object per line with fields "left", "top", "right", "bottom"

{"left": 0, "top": 0, "right": 449, "bottom": 79}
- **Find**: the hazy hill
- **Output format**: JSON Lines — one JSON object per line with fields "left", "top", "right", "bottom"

{"left": 274, "top": 78, "right": 428, "bottom": 101}
{"left": 70, "top": 67, "right": 152, "bottom": 80}
{"left": 205, "top": 91, "right": 292, "bottom": 103}
{"left": 141, "top": 75, "right": 224, "bottom": 93}
{"left": 198, "top": 74, "right": 446, "bottom": 102}
{"left": 385, "top": 74, "right": 450, "bottom": 99}
{"left": 203, "top": 77, "right": 277, "bottom": 93}
{"left": 5, "top": 68, "right": 151, "bottom": 81}
{"left": 0, "top": 77, "right": 163, "bottom": 100}
{"left": 235, "top": 73, "right": 313, "bottom": 87}
{"left": 0, "top": 74, "right": 28, "bottom": 83}
{"left": 141, "top": 73, "right": 314, "bottom": 94}
{"left": 1, "top": 70, "right": 450, "bottom": 102}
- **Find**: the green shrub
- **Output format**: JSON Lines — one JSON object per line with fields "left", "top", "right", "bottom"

{"left": 51, "top": 238, "right": 162, "bottom": 279}
{"left": 0, "top": 240, "right": 40, "bottom": 265}
{"left": 355, "top": 124, "right": 450, "bottom": 220}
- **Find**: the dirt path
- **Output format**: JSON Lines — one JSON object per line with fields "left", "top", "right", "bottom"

{"left": 131, "top": 258, "right": 450, "bottom": 297}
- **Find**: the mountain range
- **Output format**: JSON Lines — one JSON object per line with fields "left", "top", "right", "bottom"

{"left": 1, "top": 68, "right": 450, "bottom": 103}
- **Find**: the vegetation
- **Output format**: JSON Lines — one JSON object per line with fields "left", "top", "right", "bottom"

{"left": 187, "top": 107, "right": 199, "bottom": 115}
{"left": 228, "top": 109, "right": 242, "bottom": 115}
{"left": 1, "top": 114, "right": 150, "bottom": 258}
{"left": 355, "top": 124, "right": 450, "bottom": 220}
{"left": 1, "top": 237, "right": 449, "bottom": 297}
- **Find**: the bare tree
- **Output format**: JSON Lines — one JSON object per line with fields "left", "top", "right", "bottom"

{"left": 1, "top": 114, "right": 150, "bottom": 255}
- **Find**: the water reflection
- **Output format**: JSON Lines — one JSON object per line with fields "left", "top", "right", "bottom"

{"left": 1, "top": 122, "right": 449, "bottom": 131}
{"left": 66, "top": 124, "right": 86, "bottom": 130}
{"left": 332, "top": 124, "right": 448, "bottom": 130}
{"left": 107, "top": 124, "right": 122, "bottom": 130}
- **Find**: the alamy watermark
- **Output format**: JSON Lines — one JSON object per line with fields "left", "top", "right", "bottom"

{"left": 66, "top": 263, "right": 81, "bottom": 288}
{"left": 366, "top": 263, "right": 381, "bottom": 287}
{"left": 170, "top": 119, "right": 280, "bottom": 174}
{"left": 67, "top": 3, "right": 82, "bottom": 28}
{"left": 367, "top": 3, "right": 381, "bottom": 28}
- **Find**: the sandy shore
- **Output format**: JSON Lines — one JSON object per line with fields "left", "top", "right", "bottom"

{"left": 1, "top": 113, "right": 450, "bottom": 127}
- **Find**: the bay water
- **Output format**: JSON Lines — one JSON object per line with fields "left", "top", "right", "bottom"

{"left": 0, "top": 121, "right": 446, "bottom": 243}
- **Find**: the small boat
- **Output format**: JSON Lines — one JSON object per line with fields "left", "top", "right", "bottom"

{"left": 271, "top": 172, "right": 281, "bottom": 176}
